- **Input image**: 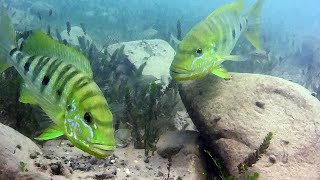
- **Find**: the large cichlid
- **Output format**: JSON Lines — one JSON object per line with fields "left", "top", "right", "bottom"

{"left": 170, "top": 0, "right": 265, "bottom": 80}
{"left": 0, "top": 6, "right": 115, "bottom": 158}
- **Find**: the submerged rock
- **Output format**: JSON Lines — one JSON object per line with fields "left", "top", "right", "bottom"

{"left": 156, "top": 130, "right": 205, "bottom": 180}
{"left": 107, "top": 39, "right": 175, "bottom": 86}
{"left": 179, "top": 73, "right": 320, "bottom": 179}
{"left": 0, "top": 123, "right": 42, "bottom": 180}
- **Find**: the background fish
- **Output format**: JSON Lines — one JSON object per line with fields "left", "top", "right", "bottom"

{"left": 0, "top": 6, "right": 115, "bottom": 158}
{"left": 170, "top": 0, "right": 265, "bottom": 80}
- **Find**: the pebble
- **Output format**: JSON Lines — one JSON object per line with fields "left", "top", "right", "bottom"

{"left": 29, "top": 152, "right": 38, "bottom": 159}
{"left": 255, "top": 101, "right": 265, "bottom": 109}
{"left": 157, "top": 171, "right": 164, "bottom": 177}
{"left": 88, "top": 157, "right": 98, "bottom": 165}
{"left": 269, "top": 154, "right": 277, "bottom": 163}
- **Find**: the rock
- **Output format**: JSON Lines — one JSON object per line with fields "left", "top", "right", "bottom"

{"left": 157, "top": 130, "right": 198, "bottom": 158}
{"left": 15, "top": 172, "right": 50, "bottom": 180}
{"left": 60, "top": 26, "right": 93, "bottom": 47}
{"left": 29, "top": 152, "right": 38, "bottom": 159}
{"left": 107, "top": 39, "right": 175, "bottom": 86}
{"left": 0, "top": 123, "right": 42, "bottom": 180}
{"left": 30, "top": 1, "right": 53, "bottom": 16}
{"left": 174, "top": 110, "right": 197, "bottom": 131}
{"left": 115, "top": 128, "right": 131, "bottom": 148}
{"left": 179, "top": 73, "right": 320, "bottom": 179}
{"left": 156, "top": 130, "right": 205, "bottom": 180}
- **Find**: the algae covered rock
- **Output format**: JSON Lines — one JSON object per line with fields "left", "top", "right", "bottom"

{"left": 0, "top": 122, "right": 42, "bottom": 180}
{"left": 107, "top": 39, "right": 175, "bottom": 86}
{"left": 179, "top": 73, "right": 320, "bottom": 179}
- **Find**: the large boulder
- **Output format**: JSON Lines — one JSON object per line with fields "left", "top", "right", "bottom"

{"left": 107, "top": 39, "right": 175, "bottom": 86}
{"left": 0, "top": 123, "right": 42, "bottom": 180}
{"left": 179, "top": 73, "right": 320, "bottom": 179}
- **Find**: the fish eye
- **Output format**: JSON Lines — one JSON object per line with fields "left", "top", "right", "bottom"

{"left": 84, "top": 112, "right": 92, "bottom": 124}
{"left": 196, "top": 48, "right": 203, "bottom": 55}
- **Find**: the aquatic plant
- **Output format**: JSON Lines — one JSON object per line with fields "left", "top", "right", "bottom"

{"left": 238, "top": 132, "right": 273, "bottom": 174}
{"left": 19, "top": 161, "right": 28, "bottom": 172}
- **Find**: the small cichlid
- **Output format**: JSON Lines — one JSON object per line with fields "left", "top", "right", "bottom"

{"left": 170, "top": 0, "right": 265, "bottom": 81}
{"left": 0, "top": 6, "right": 115, "bottom": 158}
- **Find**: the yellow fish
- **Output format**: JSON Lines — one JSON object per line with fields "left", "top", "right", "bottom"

{"left": 170, "top": 0, "right": 264, "bottom": 81}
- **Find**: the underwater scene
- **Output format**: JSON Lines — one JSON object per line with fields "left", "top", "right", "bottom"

{"left": 0, "top": 0, "right": 319, "bottom": 179}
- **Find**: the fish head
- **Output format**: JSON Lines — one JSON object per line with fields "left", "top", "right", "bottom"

{"left": 170, "top": 36, "right": 218, "bottom": 81}
{"left": 64, "top": 95, "right": 115, "bottom": 159}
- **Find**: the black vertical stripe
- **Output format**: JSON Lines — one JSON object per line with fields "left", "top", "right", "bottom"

{"left": 66, "top": 76, "right": 91, "bottom": 105}
{"left": 31, "top": 56, "right": 49, "bottom": 82}
{"left": 15, "top": 52, "right": 25, "bottom": 64}
{"left": 9, "top": 48, "right": 17, "bottom": 56}
{"left": 57, "top": 70, "right": 79, "bottom": 98}
{"left": 24, "top": 55, "right": 36, "bottom": 73}
{"left": 79, "top": 91, "right": 101, "bottom": 104}
{"left": 53, "top": 64, "right": 73, "bottom": 96}
{"left": 232, "top": 29, "right": 236, "bottom": 39}
{"left": 40, "top": 59, "right": 63, "bottom": 93}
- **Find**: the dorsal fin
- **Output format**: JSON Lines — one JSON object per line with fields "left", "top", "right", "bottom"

{"left": 22, "top": 31, "right": 93, "bottom": 78}
{"left": 208, "top": 0, "right": 244, "bottom": 18}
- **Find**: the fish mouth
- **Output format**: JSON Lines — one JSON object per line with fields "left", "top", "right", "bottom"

{"left": 170, "top": 65, "right": 195, "bottom": 81}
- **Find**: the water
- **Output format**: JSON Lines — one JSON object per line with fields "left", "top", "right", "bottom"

{"left": 0, "top": 0, "right": 320, "bottom": 179}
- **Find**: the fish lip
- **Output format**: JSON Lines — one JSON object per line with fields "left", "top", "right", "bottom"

{"left": 170, "top": 65, "right": 191, "bottom": 75}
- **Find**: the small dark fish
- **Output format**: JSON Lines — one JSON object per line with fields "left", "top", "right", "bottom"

{"left": 66, "top": 21, "right": 71, "bottom": 36}
{"left": 62, "top": 39, "right": 68, "bottom": 45}
{"left": 49, "top": 9, "right": 52, "bottom": 16}
{"left": 55, "top": 29, "right": 62, "bottom": 42}
{"left": 80, "top": 22, "right": 86, "bottom": 35}
{"left": 11, "top": 11, "right": 16, "bottom": 17}
{"left": 37, "top": 11, "right": 42, "bottom": 21}
{"left": 47, "top": 25, "right": 51, "bottom": 37}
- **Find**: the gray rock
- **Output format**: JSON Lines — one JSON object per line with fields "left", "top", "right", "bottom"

{"left": 157, "top": 130, "right": 199, "bottom": 158}
{"left": 179, "top": 73, "right": 320, "bottom": 179}
{"left": 107, "top": 39, "right": 175, "bottom": 86}
{"left": 0, "top": 123, "right": 42, "bottom": 180}
{"left": 156, "top": 130, "right": 205, "bottom": 180}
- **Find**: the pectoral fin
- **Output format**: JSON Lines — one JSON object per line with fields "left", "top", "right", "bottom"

{"left": 35, "top": 124, "right": 64, "bottom": 140}
{"left": 220, "top": 55, "right": 247, "bottom": 62}
{"left": 212, "top": 66, "right": 232, "bottom": 79}
{"left": 19, "top": 82, "right": 38, "bottom": 105}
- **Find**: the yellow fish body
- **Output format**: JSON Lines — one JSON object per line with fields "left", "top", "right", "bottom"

{"left": 170, "top": 0, "right": 264, "bottom": 81}
{"left": 0, "top": 6, "right": 115, "bottom": 158}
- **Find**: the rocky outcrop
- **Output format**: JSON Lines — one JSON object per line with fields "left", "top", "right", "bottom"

{"left": 179, "top": 73, "right": 320, "bottom": 179}
{"left": 156, "top": 130, "right": 205, "bottom": 180}
{"left": 0, "top": 123, "right": 42, "bottom": 180}
{"left": 107, "top": 39, "right": 175, "bottom": 86}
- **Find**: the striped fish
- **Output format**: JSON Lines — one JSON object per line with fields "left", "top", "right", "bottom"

{"left": 0, "top": 7, "right": 114, "bottom": 158}
{"left": 170, "top": 0, "right": 265, "bottom": 81}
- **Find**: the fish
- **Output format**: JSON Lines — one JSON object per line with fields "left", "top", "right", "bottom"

{"left": 170, "top": 0, "right": 265, "bottom": 80}
{"left": 49, "top": 9, "right": 53, "bottom": 16}
{"left": 37, "top": 11, "right": 42, "bottom": 21}
{"left": 0, "top": 6, "right": 115, "bottom": 158}
{"left": 66, "top": 21, "right": 71, "bottom": 36}
{"left": 55, "top": 28, "right": 62, "bottom": 42}
{"left": 47, "top": 24, "right": 51, "bottom": 37}
{"left": 80, "top": 23, "right": 87, "bottom": 35}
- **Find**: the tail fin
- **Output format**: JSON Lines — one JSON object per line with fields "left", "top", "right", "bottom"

{"left": 243, "top": 0, "right": 264, "bottom": 50}
{"left": 0, "top": 5, "right": 16, "bottom": 73}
